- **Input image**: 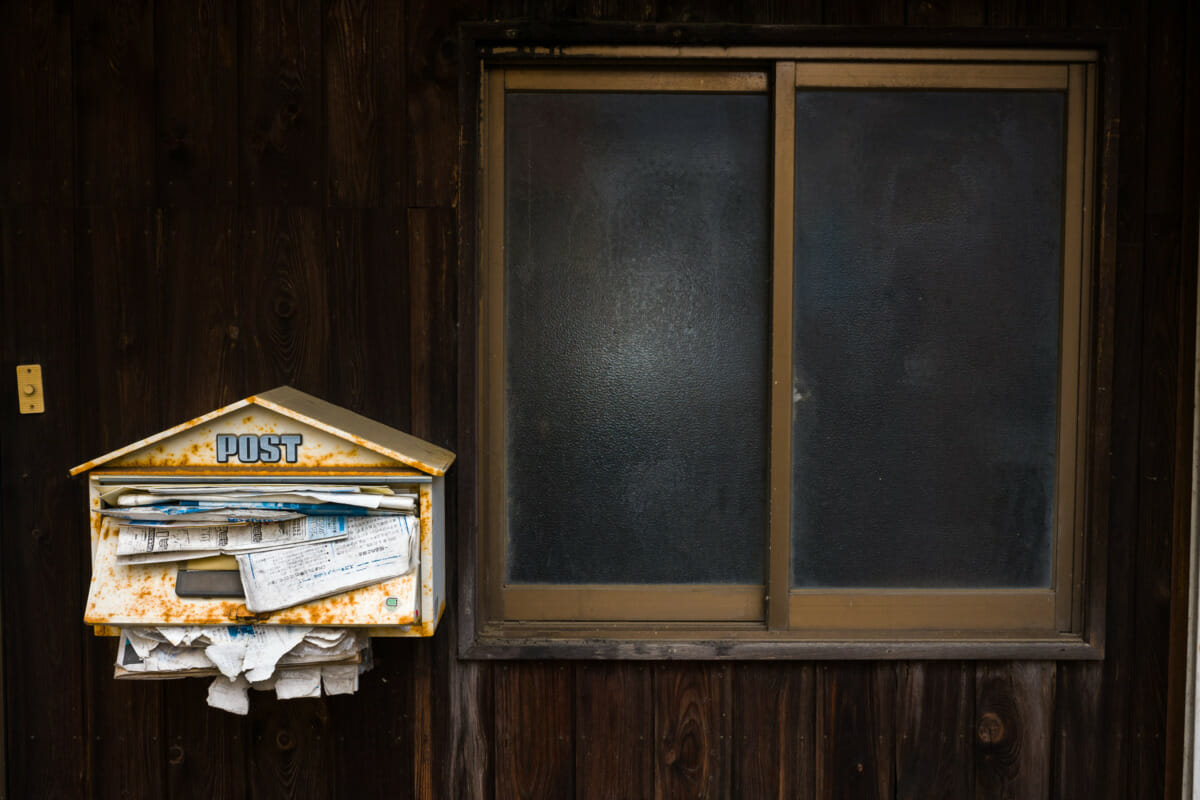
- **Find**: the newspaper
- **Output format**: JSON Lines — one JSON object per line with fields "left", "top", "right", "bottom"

{"left": 237, "top": 515, "right": 417, "bottom": 613}
{"left": 116, "top": 625, "right": 373, "bottom": 714}
{"left": 115, "top": 517, "right": 351, "bottom": 563}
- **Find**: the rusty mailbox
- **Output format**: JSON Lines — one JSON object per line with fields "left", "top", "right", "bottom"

{"left": 70, "top": 386, "right": 454, "bottom": 636}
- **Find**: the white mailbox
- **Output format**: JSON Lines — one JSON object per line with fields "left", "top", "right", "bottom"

{"left": 70, "top": 386, "right": 454, "bottom": 637}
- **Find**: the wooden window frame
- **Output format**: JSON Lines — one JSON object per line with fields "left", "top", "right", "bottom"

{"left": 457, "top": 25, "right": 1118, "bottom": 660}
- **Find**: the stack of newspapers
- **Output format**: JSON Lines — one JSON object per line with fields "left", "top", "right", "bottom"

{"left": 116, "top": 624, "right": 373, "bottom": 714}
{"left": 96, "top": 482, "right": 421, "bottom": 714}
{"left": 98, "top": 482, "right": 419, "bottom": 613}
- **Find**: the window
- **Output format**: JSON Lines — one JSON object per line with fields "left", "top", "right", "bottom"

{"left": 468, "top": 43, "right": 1109, "bottom": 657}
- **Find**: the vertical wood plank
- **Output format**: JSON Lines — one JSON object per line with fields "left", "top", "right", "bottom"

{"left": 239, "top": 0, "right": 323, "bottom": 207}
{"left": 165, "top": 680, "right": 250, "bottom": 800}
{"left": 324, "top": 209, "right": 411, "bottom": 421}
{"left": 973, "top": 663, "right": 1055, "bottom": 800}
{"left": 494, "top": 663, "right": 575, "bottom": 799}
{"left": 239, "top": 207, "right": 329, "bottom": 389}
{"left": 327, "top": 637, "right": 418, "bottom": 800}
{"left": 0, "top": 0, "right": 73, "bottom": 207}
{"left": 904, "top": 0, "right": 984, "bottom": 25}
{"left": 156, "top": 0, "right": 238, "bottom": 207}
{"left": 323, "top": 0, "right": 406, "bottom": 207}
{"left": 157, "top": 207, "right": 248, "bottom": 800}
{"left": 654, "top": 663, "right": 732, "bottom": 800}
{"left": 247, "top": 699, "right": 338, "bottom": 800}
{"left": 895, "top": 663, "right": 972, "bottom": 800}
{"left": 1130, "top": 0, "right": 1188, "bottom": 797}
{"left": 815, "top": 664, "right": 894, "bottom": 800}
{"left": 821, "top": 0, "right": 904, "bottom": 25}
{"left": 731, "top": 663, "right": 815, "bottom": 800}
{"left": 75, "top": 207, "right": 169, "bottom": 800}
{"left": 576, "top": 663, "right": 655, "bottom": 800}
{"left": 74, "top": 0, "right": 155, "bottom": 207}
{"left": 985, "top": 0, "right": 1067, "bottom": 26}
{"left": 1165, "top": 3, "right": 1200, "bottom": 796}
{"left": 405, "top": 0, "right": 475, "bottom": 208}
{"left": 0, "top": 210, "right": 86, "bottom": 799}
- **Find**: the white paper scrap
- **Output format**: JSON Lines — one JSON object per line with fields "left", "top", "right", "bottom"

{"left": 321, "top": 664, "right": 360, "bottom": 696}
{"left": 207, "top": 676, "right": 250, "bottom": 715}
{"left": 274, "top": 668, "right": 322, "bottom": 700}
{"left": 237, "top": 516, "right": 417, "bottom": 613}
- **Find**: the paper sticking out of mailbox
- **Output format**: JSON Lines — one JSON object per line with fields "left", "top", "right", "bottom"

{"left": 115, "top": 517, "right": 353, "bottom": 564}
{"left": 117, "top": 625, "right": 373, "bottom": 714}
{"left": 236, "top": 515, "right": 418, "bottom": 613}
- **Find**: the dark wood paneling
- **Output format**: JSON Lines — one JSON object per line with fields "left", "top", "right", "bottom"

{"left": 155, "top": 208, "right": 250, "bottom": 800}
{"left": 895, "top": 663, "right": 973, "bottom": 800}
{"left": 904, "top": 0, "right": 984, "bottom": 26}
{"left": 654, "top": 663, "right": 732, "bottom": 799}
{"left": 323, "top": 0, "right": 406, "bottom": 207}
{"left": 816, "top": 664, "right": 894, "bottom": 800}
{"left": 156, "top": 0, "right": 238, "bottom": 208}
{"left": 239, "top": 0, "right": 323, "bottom": 207}
{"left": 1, "top": 211, "right": 86, "bottom": 799}
{"left": 1130, "top": 0, "right": 1188, "bottom": 796}
{"left": 822, "top": 0, "right": 904, "bottom": 25}
{"left": 0, "top": 0, "right": 73, "bottom": 207}
{"left": 576, "top": 663, "right": 654, "bottom": 800}
{"left": 731, "top": 663, "right": 815, "bottom": 800}
{"left": 247, "top": 699, "right": 337, "bottom": 800}
{"left": 76, "top": 208, "right": 169, "bottom": 800}
{"left": 974, "top": 663, "right": 1055, "bottom": 800}
{"left": 494, "top": 663, "right": 574, "bottom": 799}
{"left": 324, "top": 209, "right": 411, "bottom": 420}
{"left": 239, "top": 207, "right": 330, "bottom": 389}
{"left": 405, "top": 0, "right": 481, "bottom": 208}
{"left": 74, "top": 0, "right": 156, "bottom": 207}
{"left": 986, "top": 0, "right": 1067, "bottom": 26}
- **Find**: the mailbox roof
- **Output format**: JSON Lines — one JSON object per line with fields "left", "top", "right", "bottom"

{"left": 69, "top": 386, "right": 455, "bottom": 476}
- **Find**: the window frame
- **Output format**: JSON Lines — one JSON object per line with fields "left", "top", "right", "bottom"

{"left": 457, "top": 26, "right": 1117, "bottom": 660}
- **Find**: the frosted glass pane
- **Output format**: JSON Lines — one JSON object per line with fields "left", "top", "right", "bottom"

{"left": 505, "top": 92, "right": 770, "bottom": 584}
{"left": 791, "top": 90, "right": 1064, "bottom": 589}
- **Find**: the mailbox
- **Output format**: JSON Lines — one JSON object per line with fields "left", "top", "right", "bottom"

{"left": 70, "top": 386, "right": 454, "bottom": 637}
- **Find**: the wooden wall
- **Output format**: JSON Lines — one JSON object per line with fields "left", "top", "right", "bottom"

{"left": 1, "top": 0, "right": 1197, "bottom": 798}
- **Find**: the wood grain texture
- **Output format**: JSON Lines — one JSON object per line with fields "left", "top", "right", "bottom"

{"left": 405, "top": 0, "right": 480, "bottom": 207}
{"left": 974, "top": 663, "right": 1055, "bottom": 800}
{"left": 575, "top": 663, "right": 654, "bottom": 800}
{"left": 815, "top": 664, "right": 894, "bottom": 800}
{"left": 0, "top": 0, "right": 73, "bottom": 207}
{"left": 75, "top": 208, "right": 169, "bottom": 799}
{"left": 164, "top": 671, "right": 250, "bottom": 799}
{"left": 328, "top": 638, "right": 418, "bottom": 800}
{"left": 0, "top": 211, "right": 86, "bottom": 799}
{"left": 247, "top": 698, "right": 338, "bottom": 800}
{"left": 986, "top": 0, "right": 1067, "bottom": 26}
{"left": 74, "top": 0, "right": 155, "bottom": 207}
{"left": 731, "top": 663, "right": 815, "bottom": 800}
{"left": 894, "top": 663, "right": 972, "bottom": 800}
{"left": 904, "top": 0, "right": 984, "bottom": 26}
{"left": 323, "top": 209, "right": 410, "bottom": 422}
{"left": 494, "top": 663, "right": 575, "bottom": 799}
{"left": 240, "top": 0, "right": 323, "bottom": 206}
{"left": 239, "top": 207, "right": 330, "bottom": 389}
{"left": 156, "top": 0, "right": 238, "bottom": 207}
{"left": 655, "top": 664, "right": 732, "bottom": 800}
{"left": 821, "top": 0, "right": 904, "bottom": 25}
{"left": 323, "top": 0, "right": 406, "bottom": 207}
{"left": 1129, "top": 0, "right": 1188, "bottom": 797}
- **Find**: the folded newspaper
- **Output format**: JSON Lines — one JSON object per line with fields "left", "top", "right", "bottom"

{"left": 115, "top": 517, "right": 352, "bottom": 565}
{"left": 237, "top": 515, "right": 418, "bottom": 613}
